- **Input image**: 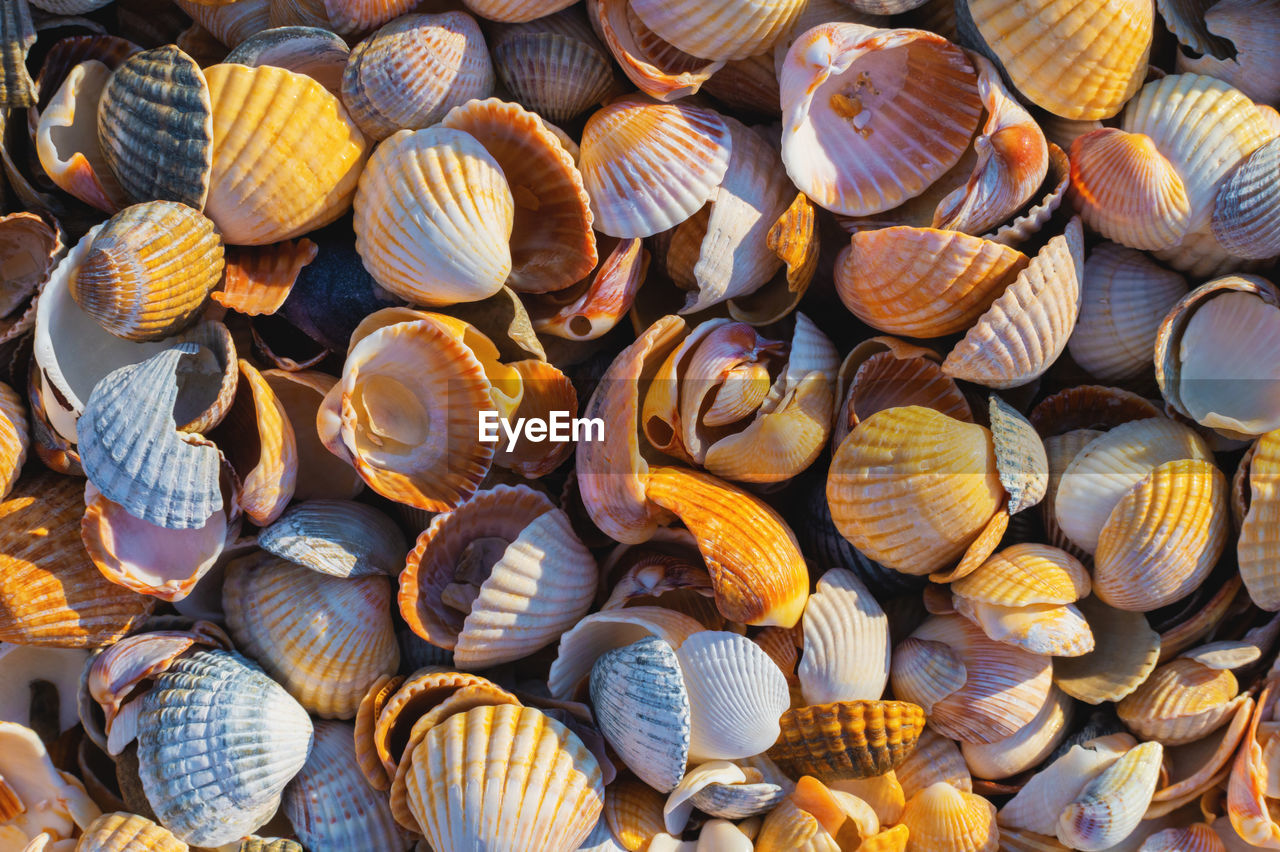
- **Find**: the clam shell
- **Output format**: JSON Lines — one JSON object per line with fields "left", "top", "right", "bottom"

{"left": 136, "top": 649, "right": 314, "bottom": 846}
{"left": 895, "top": 729, "right": 973, "bottom": 798}
{"left": 952, "top": 598, "right": 1094, "bottom": 657}
{"left": 769, "top": 700, "right": 926, "bottom": 782}
{"left": 798, "top": 567, "right": 891, "bottom": 705}
{"left": 73, "top": 201, "right": 223, "bottom": 341}
{"left": 1139, "top": 825, "right": 1229, "bottom": 852}
{"left": 491, "top": 29, "right": 614, "bottom": 123}
{"left": 213, "top": 238, "right": 317, "bottom": 317}
{"left": 1030, "top": 385, "right": 1162, "bottom": 437}
{"left": 353, "top": 126, "right": 512, "bottom": 306}
{"left": 587, "top": 0, "right": 723, "bottom": 102}
{"left": 259, "top": 499, "right": 403, "bottom": 578}
{"left": 667, "top": 759, "right": 790, "bottom": 830}
{"left": 0, "top": 0, "right": 36, "bottom": 109}
{"left": 204, "top": 62, "right": 369, "bottom": 245}
{"left": 341, "top": 12, "right": 494, "bottom": 142}
{"left": 988, "top": 395, "right": 1050, "bottom": 514}
{"left": 1117, "top": 658, "right": 1244, "bottom": 746}
{"left": 836, "top": 227, "right": 1029, "bottom": 338}
{"left": 282, "top": 721, "right": 406, "bottom": 852}
{"left": 998, "top": 734, "right": 1134, "bottom": 836}
{"left": 224, "top": 556, "right": 399, "bottom": 719}
{"left": 961, "top": 687, "right": 1073, "bottom": 780}
{"left": 223, "top": 26, "right": 350, "bottom": 95}
{"left": 677, "top": 630, "right": 790, "bottom": 762}
{"left": 1053, "top": 596, "right": 1162, "bottom": 704}
{"left": 461, "top": 0, "right": 577, "bottom": 22}
{"left": 952, "top": 544, "right": 1090, "bottom": 607}
{"left": 1211, "top": 137, "right": 1280, "bottom": 261}
{"left": 176, "top": 0, "right": 270, "bottom": 48}
{"left": 605, "top": 775, "right": 666, "bottom": 851}
{"left": 75, "top": 811, "right": 187, "bottom": 851}
{"left": 630, "top": 0, "right": 804, "bottom": 61}
{"left": 441, "top": 98, "right": 596, "bottom": 294}
{"left": 755, "top": 776, "right": 887, "bottom": 852}
{"left": 1241, "top": 429, "right": 1280, "bottom": 610}
{"left": 209, "top": 359, "right": 297, "bottom": 526}
{"left": 549, "top": 607, "right": 703, "bottom": 700}
{"left": 901, "top": 782, "right": 997, "bottom": 852}
{"left": 1058, "top": 741, "right": 1163, "bottom": 851}
{"left": 580, "top": 97, "right": 732, "bottom": 239}
{"left": 942, "top": 217, "right": 1085, "bottom": 389}
{"left": 36, "top": 60, "right": 129, "bottom": 213}
{"left": 404, "top": 704, "right": 604, "bottom": 852}
{"left": 97, "top": 45, "right": 213, "bottom": 210}
{"left": 780, "top": 24, "right": 982, "bottom": 217}
{"left": 261, "top": 370, "right": 365, "bottom": 501}
{"left": 1146, "top": 694, "right": 1252, "bottom": 818}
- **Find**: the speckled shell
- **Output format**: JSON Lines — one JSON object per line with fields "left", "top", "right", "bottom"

{"left": 548, "top": 606, "right": 704, "bottom": 699}
{"left": 1211, "top": 137, "right": 1280, "bottom": 261}
{"left": 97, "top": 46, "right": 213, "bottom": 210}
{"left": 586, "top": 0, "right": 722, "bottom": 102}
{"left": 75, "top": 811, "right": 188, "bottom": 851}
{"left": 203, "top": 63, "right": 369, "bottom": 245}
{"left": 341, "top": 13, "right": 494, "bottom": 142}
{"left": 769, "top": 700, "right": 926, "bottom": 781}
{"left": 900, "top": 782, "right": 997, "bottom": 852}
{"left": 491, "top": 25, "right": 614, "bottom": 123}
{"left": 259, "top": 500, "right": 403, "bottom": 578}
{"left": 224, "top": 556, "right": 398, "bottom": 718}
{"left": 136, "top": 650, "right": 314, "bottom": 846}
{"left": 404, "top": 705, "right": 604, "bottom": 852}
{"left": 798, "top": 567, "right": 890, "bottom": 704}
{"left": 36, "top": 60, "right": 130, "bottom": 213}
{"left": 1117, "top": 658, "right": 1244, "bottom": 746}
{"left": 629, "top": 0, "right": 804, "bottom": 60}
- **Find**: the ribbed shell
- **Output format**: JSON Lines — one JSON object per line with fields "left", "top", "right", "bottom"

{"left": 405, "top": 705, "right": 604, "bottom": 852}
{"left": 72, "top": 201, "right": 222, "bottom": 341}
{"left": 674, "top": 758, "right": 790, "bottom": 826}
{"left": 963, "top": 0, "right": 1152, "bottom": 120}
{"left": 341, "top": 13, "right": 494, "bottom": 142}
{"left": 998, "top": 734, "right": 1133, "bottom": 836}
{"left": 580, "top": 97, "right": 732, "bottom": 239}
{"left": 1068, "top": 129, "right": 1191, "bottom": 251}
{"left": 213, "top": 238, "right": 317, "bottom": 317}
{"left": 491, "top": 30, "right": 614, "bottom": 123}
{"left": 677, "top": 630, "right": 790, "bottom": 762}
{"left": 1058, "top": 741, "right": 1163, "bottom": 851}
{"left": 798, "top": 567, "right": 890, "bottom": 704}
{"left": 223, "top": 27, "right": 350, "bottom": 95}
{"left": 952, "top": 544, "right": 1090, "bottom": 606}
{"left": 76, "top": 812, "right": 189, "bottom": 851}
{"left": 961, "top": 686, "right": 1073, "bottom": 780}
{"left": 136, "top": 650, "right": 314, "bottom": 846}
{"left": 224, "top": 556, "right": 398, "bottom": 719}
{"left": 768, "top": 700, "right": 926, "bottom": 781}
{"left": 176, "top": 0, "right": 270, "bottom": 47}
{"left": 1117, "top": 658, "right": 1242, "bottom": 745}
{"left": 587, "top": 0, "right": 723, "bottom": 103}
{"left": 630, "top": 0, "right": 804, "bottom": 60}
{"left": 836, "top": 228, "right": 1030, "bottom": 338}
{"left": 461, "top": 0, "right": 577, "bottom": 22}
{"left": 780, "top": 24, "right": 982, "bottom": 217}
{"left": 895, "top": 729, "right": 974, "bottom": 799}
{"left": 203, "top": 63, "right": 369, "bottom": 245}
{"left": 353, "top": 127, "right": 512, "bottom": 306}
{"left": 283, "top": 721, "right": 405, "bottom": 852}
{"left": 605, "top": 775, "right": 666, "bottom": 851}
{"left": 259, "top": 500, "right": 403, "bottom": 578}
{"left": 1212, "top": 137, "right": 1280, "bottom": 260}
{"left": 209, "top": 360, "right": 297, "bottom": 526}
{"left": 827, "top": 406, "right": 1005, "bottom": 575}
{"left": 548, "top": 607, "right": 704, "bottom": 699}
{"left": 1241, "top": 429, "right": 1280, "bottom": 610}
{"left": 1053, "top": 596, "right": 1161, "bottom": 704}
{"left": 0, "top": 381, "right": 26, "bottom": 501}
{"left": 97, "top": 46, "right": 212, "bottom": 210}
{"left": 900, "top": 783, "right": 997, "bottom": 852}
{"left": 0, "top": 0, "right": 36, "bottom": 109}
{"left": 1139, "top": 825, "right": 1228, "bottom": 852}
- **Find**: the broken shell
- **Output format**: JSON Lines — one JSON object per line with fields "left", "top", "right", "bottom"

{"left": 0, "top": 721, "right": 99, "bottom": 848}
{"left": 900, "top": 782, "right": 998, "bottom": 852}
{"left": 769, "top": 700, "right": 926, "bottom": 782}
{"left": 998, "top": 733, "right": 1135, "bottom": 836}
{"left": 798, "top": 567, "right": 891, "bottom": 705}
{"left": 0, "top": 0, "right": 35, "bottom": 109}
{"left": 213, "top": 238, "right": 316, "bottom": 318}
{"left": 666, "top": 759, "right": 791, "bottom": 831}
{"left": 678, "top": 630, "right": 791, "bottom": 762}
{"left": 587, "top": 0, "right": 722, "bottom": 102}
{"left": 35, "top": 60, "right": 129, "bottom": 212}
{"left": 261, "top": 370, "right": 364, "bottom": 501}
{"left": 754, "top": 775, "right": 888, "bottom": 852}
{"left": 209, "top": 359, "right": 297, "bottom": 526}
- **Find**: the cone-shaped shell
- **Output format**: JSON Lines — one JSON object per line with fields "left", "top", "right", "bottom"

{"left": 282, "top": 721, "right": 405, "bottom": 852}
{"left": 0, "top": 470, "right": 154, "bottom": 647}
{"left": 1212, "top": 137, "right": 1280, "bottom": 261}
{"left": 491, "top": 28, "right": 614, "bottom": 123}
{"left": 341, "top": 12, "right": 494, "bottom": 142}
{"left": 780, "top": 24, "right": 982, "bottom": 217}
{"left": 580, "top": 97, "right": 732, "bottom": 239}
{"left": 203, "top": 63, "right": 369, "bottom": 245}
{"left": 836, "top": 228, "right": 1030, "bottom": 338}
{"left": 952, "top": 544, "right": 1090, "bottom": 607}
{"left": 259, "top": 500, "right": 403, "bottom": 579}
{"left": 586, "top": 0, "right": 723, "bottom": 103}
{"left": 548, "top": 606, "right": 704, "bottom": 699}
{"left": 798, "top": 567, "right": 891, "bottom": 705}
{"left": 769, "top": 700, "right": 926, "bottom": 781}
{"left": 900, "top": 782, "right": 997, "bottom": 852}
{"left": 962, "top": 0, "right": 1152, "bottom": 120}
{"left": 36, "top": 60, "right": 130, "bottom": 213}
{"left": 136, "top": 650, "right": 314, "bottom": 846}
{"left": 404, "top": 704, "right": 604, "bottom": 852}
{"left": 677, "top": 630, "right": 790, "bottom": 762}
{"left": 1068, "top": 129, "right": 1191, "bottom": 251}
{"left": 1117, "top": 658, "right": 1243, "bottom": 745}
{"left": 353, "top": 127, "right": 512, "bottom": 305}
{"left": 441, "top": 98, "right": 595, "bottom": 294}
{"left": 629, "top": 0, "right": 804, "bottom": 60}
{"left": 97, "top": 45, "right": 213, "bottom": 210}
{"left": 1241, "top": 429, "right": 1280, "bottom": 610}
{"left": 827, "top": 406, "right": 1005, "bottom": 575}
{"left": 1052, "top": 596, "right": 1162, "bottom": 704}
{"left": 76, "top": 811, "right": 189, "bottom": 851}
{"left": 1058, "top": 741, "right": 1163, "bottom": 851}
{"left": 589, "top": 636, "right": 691, "bottom": 793}
{"left": 72, "top": 201, "right": 223, "bottom": 341}
{"left": 224, "top": 556, "right": 398, "bottom": 718}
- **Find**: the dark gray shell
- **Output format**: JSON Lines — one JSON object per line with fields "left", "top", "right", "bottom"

{"left": 492, "top": 32, "right": 615, "bottom": 124}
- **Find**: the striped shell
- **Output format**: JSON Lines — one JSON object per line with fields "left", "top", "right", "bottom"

{"left": 36, "top": 60, "right": 130, "bottom": 213}
{"left": 768, "top": 700, "right": 926, "bottom": 781}
{"left": 75, "top": 812, "right": 188, "bottom": 851}
{"left": 1212, "top": 137, "right": 1280, "bottom": 261}
{"left": 223, "top": 26, "right": 350, "bottom": 95}
{"left": 1241, "top": 429, "right": 1280, "bottom": 610}
{"left": 798, "top": 567, "right": 891, "bottom": 704}
{"left": 629, "top": 0, "right": 805, "bottom": 60}
{"left": 490, "top": 19, "right": 614, "bottom": 123}
{"left": 900, "top": 782, "right": 997, "bottom": 852}
{"left": 678, "top": 630, "right": 791, "bottom": 762}
{"left": 548, "top": 607, "right": 703, "bottom": 699}
{"left": 587, "top": 0, "right": 723, "bottom": 102}
{"left": 259, "top": 500, "right": 403, "bottom": 579}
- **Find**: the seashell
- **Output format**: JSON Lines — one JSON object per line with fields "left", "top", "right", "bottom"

{"left": 666, "top": 759, "right": 791, "bottom": 831}
{"left": 135, "top": 649, "right": 313, "bottom": 846}
{"left": 1117, "top": 657, "right": 1245, "bottom": 746}
{"left": 986, "top": 141, "right": 1071, "bottom": 248}
{"left": 952, "top": 597, "right": 1093, "bottom": 657}
{"left": 223, "top": 26, "right": 350, "bottom": 95}
{"left": 1211, "top": 137, "right": 1280, "bottom": 261}
{"left": 0, "top": 721, "right": 100, "bottom": 848}
{"left": 259, "top": 500, "right": 402, "bottom": 579}
{"left": 677, "top": 630, "right": 791, "bottom": 762}
{"left": 1139, "top": 825, "right": 1228, "bottom": 852}
{"left": 892, "top": 614, "right": 1052, "bottom": 744}
{"left": 1093, "top": 458, "right": 1228, "bottom": 612}
{"left": 1155, "top": 276, "right": 1280, "bottom": 439}
{"left": 830, "top": 771, "right": 904, "bottom": 826}
{"left": 209, "top": 359, "right": 297, "bottom": 526}
{"left": 942, "top": 217, "right": 1085, "bottom": 389}
{"left": 97, "top": 46, "right": 213, "bottom": 210}
{"left": 75, "top": 811, "right": 188, "bottom": 851}
{"left": 341, "top": 13, "right": 494, "bottom": 142}
{"left": 1053, "top": 596, "right": 1161, "bottom": 704}
{"left": 400, "top": 485, "right": 597, "bottom": 668}
{"left": 1058, "top": 741, "right": 1163, "bottom": 851}
{"left": 628, "top": 0, "right": 804, "bottom": 61}
{"left": 0, "top": 381, "right": 26, "bottom": 502}
{"left": 0, "top": 210, "right": 59, "bottom": 319}
{"left": 798, "top": 567, "right": 890, "bottom": 705}
{"left": 1241, "top": 429, "right": 1280, "bottom": 610}
{"left": 0, "top": 0, "right": 37, "bottom": 109}
{"left": 960, "top": 0, "right": 1152, "bottom": 120}
{"left": 224, "top": 555, "right": 398, "bottom": 718}
{"left": 1, "top": 642, "right": 87, "bottom": 735}
{"left": 1146, "top": 693, "right": 1252, "bottom": 818}
{"left": 72, "top": 201, "right": 223, "bottom": 341}
{"left": 1155, "top": 0, "right": 1233, "bottom": 56}
{"left": 780, "top": 24, "right": 982, "bottom": 217}
{"left": 895, "top": 729, "right": 973, "bottom": 799}
{"left": 491, "top": 26, "right": 614, "bottom": 124}
{"left": 203, "top": 62, "right": 369, "bottom": 245}
{"left": 549, "top": 607, "right": 703, "bottom": 700}
{"left": 530, "top": 237, "right": 647, "bottom": 341}
{"left": 1068, "top": 243, "right": 1189, "bottom": 383}
{"left": 441, "top": 98, "right": 596, "bottom": 294}
{"left": 726, "top": 190, "right": 821, "bottom": 326}
{"left": 827, "top": 406, "right": 1006, "bottom": 576}
{"left": 353, "top": 127, "right": 511, "bottom": 306}
{"left": 586, "top": 0, "right": 723, "bottom": 102}
{"left": 1029, "top": 385, "right": 1162, "bottom": 437}
{"left": 952, "top": 544, "right": 1090, "bottom": 607}
{"left": 988, "top": 396, "right": 1049, "bottom": 518}
{"left": 461, "top": 0, "right": 577, "bottom": 23}
{"left": 606, "top": 775, "right": 667, "bottom": 851}
{"left": 754, "top": 775, "right": 889, "bottom": 852}
{"left": 580, "top": 97, "right": 732, "bottom": 239}
{"left": 998, "top": 733, "right": 1135, "bottom": 836}
{"left": 769, "top": 700, "right": 926, "bottom": 782}
{"left": 404, "top": 704, "right": 604, "bottom": 852}
{"left": 36, "top": 60, "right": 130, "bottom": 212}
{"left": 177, "top": 0, "right": 271, "bottom": 48}
{"left": 1054, "top": 418, "right": 1211, "bottom": 555}
{"left": 238, "top": 840, "right": 302, "bottom": 852}
{"left": 261, "top": 370, "right": 364, "bottom": 501}
{"left": 836, "top": 227, "right": 1030, "bottom": 338}
{"left": 962, "top": 687, "right": 1073, "bottom": 780}
{"left": 213, "top": 238, "right": 317, "bottom": 317}
{"left": 282, "top": 721, "right": 406, "bottom": 852}
{"left": 900, "top": 782, "right": 998, "bottom": 852}
{"left": 1176, "top": 0, "right": 1280, "bottom": 107}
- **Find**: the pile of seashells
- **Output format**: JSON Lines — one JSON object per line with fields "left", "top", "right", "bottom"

{"left": 1, "top": 0, "right": 1280, "bottom": 849}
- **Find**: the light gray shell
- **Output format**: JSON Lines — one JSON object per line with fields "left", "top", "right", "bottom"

{"left": 258, "top": 499, "right": 406, "bottom": 578}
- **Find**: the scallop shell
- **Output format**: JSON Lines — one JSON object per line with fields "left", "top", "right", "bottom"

{"left": 586, "top": 0, "right": 723, "bottom": 102}
{"left": 353, "top": 126, "right": 512, "bottom": 306}
{"left": 1139, "top": 825, "right": 1229, "bottom": 852}
{"left": 491, "top": 28, "right": 614, "bottom": 123}
{"left": 441, "top": 98, "right": 596, "bottom": 294}
{"left": 1053, "top": 596, "right": 1162, "bottom": 704}
{"left": 942, "top": 217, "right": 1085, "bottom": 389}
{"left": 827, "top": 406, "right": 1005, "bottom": 576}
{"left": 282, "top": 721, "right": 406, "bottom": 852}
{"left": 580, "top": 97, "right": 732, "bottom": 239}
{"left": 404, "top": 704, "right": 604, "bottom": 852}
{"left": 75, "top": 811, "right": 188, "bottom": 851}
{"left": 72, "top": 201, "right": 223, "bottom": 341}
{"left": 213, "top": 238, "right": 316, "bottom": 317}
{"left": 836, "top": 227, "right": 1030, "bottom": 338}
{"left": 755, "top": 776, "right": 888, "bottom": 852}
{"left": 97, "top": 45, "right": 213, "bottom": 210}
{"left": 203, "top": 62, "right": 369, "bottom": 245}
{"left": 223, "top": 26, "right": 350, "bottom": 95}
{"left": 1057, "top": 741, "right": 1163, "bottom": 851}
{"left": 677, "top": 630, "right": 791, "bottom": 762}
{"left": 261, "top": 370, "right": 365, "bottom": 501}
{"left": 36, "top": 60, "right": 130, "bottom": 213}
{"left": 1117, "top": 657, "right": 1245, "bottom": 746}
{"left": 779, "top": 24, "right": 982, "bottom": 217}
{"left": 961, "top": 687, "right": 1073, "bottom": 780}
{"left": 136, "top": 650, "right": 314, "bottom": 847}
{"left": 1211, "top": 137, "right": 1280, "bottom": 261}
{"left": 900, "top": 782, "right": 998, "bottom": 852}
{"left": 629, "top": 0, "right": 804, "bottom": 61}
{"left": 798, "top": 567, "right": 891, "bottom": 705}
{"left": 548, "top": 607, "right": 704, "bottom": 700}
{"left": 769, "top": 699, "right": 926, "bottom": 781}
{"left": 605, "top": 775, "right": 667, "bottom": 851}
{"left": 0, "top": 0, "right": 35, "bottom": 109}
{"left": 259, "top": 500, "right": 403, "bottom": 579}
{"left": 341, "top": 12, "right": 494, "bottom": 142}
{"left": 0, "top": 381, "right": 26, "bottom": 502}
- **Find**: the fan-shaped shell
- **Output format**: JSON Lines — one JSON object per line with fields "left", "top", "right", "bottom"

{"left": 798, "top": 567, "right": 890, "bottom": 704}
{"left": 769, "top": 700, "right": 926, "bottom": 781}
{"left": 953, "top": 544, "right": 1089, "bottom": 606}
{"left": 223, "top": 26, "right": 350, "bottom": 95}
{"left": 1211, "top": 137, "right": 1280, "bottom": 261}
{"left": 1058, "top": 741, "right": 1163, "bottom": 851}
{"left": 548, "top": 607, "right": 704, "bottom": 700}
{"left": 0, "top": 381, "right": 26, "bottom": 501}
{"left": 36, "top": 60, "right": 130, "bottom": 213}
{"left": 1241, "top": 429, "right": 1280, "bottom": 610}
{"left": 630, "top": 0, "right": 804, "bottom": 60}
{"left": 1117, "top": 658, "right": 1243, "bottom": 746}
{"left": 1139, "top": 825, "right": 1228, "bottom": 852}
{"left": 1052, "top": 596, "right": 1162, "bottom": 704}
{"left": 491, "top": 26, "right": 614, "bottom": 123}
{"left": 900, "top": 782, "right": 997, "bottom": 852}
{"left": 895, "top": 729, "right": 973, "bottom": 799}
{"left": 998, "top": 733, "right": 1134, "bottom": 836}
{"left": 677, "top": 630, "right": 790, "bottom": 762}
{"left": 259, "top": 500, "right": 403, "bottom": 579}
{"left": 605, "top": 775, "right": 666, "bottom": 851}
{"left": 76, "top": 811, "right": 188, "bottom": 851}
{"left": 961, "top": 686, "right": 1073, "bottom": 780}
{"left": 461, "top": 0, "right": 577, "bottom": 22}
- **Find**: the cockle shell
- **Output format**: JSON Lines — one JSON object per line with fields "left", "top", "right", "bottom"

{"left": 490, "top": 16, "right": 614, "bottom": 123}
{"left": 530, "top": 237, "right": 648, "bottom": 341}
{"left": 768, "top": 700, "right": 926, "bottom": 781}
{"left": 677, "top": 630, "right": 791, "bottom": 762}
{"left": 36, "top": 60, "right": 129, "bottom": 213}
{"left": 261, "top": 370, "right": 365, "bottom": 502}
{"left": 0, "top": 0, "right": 35, "bottom": 109}
{"left": 0, "top": 722, "right": 99, "bottom": 849}
{"left": 341, "top": 12, "right": 494, "bottom": 142}
{"left": 268, "top": 0, "right": 418, "bottom": 36}
{"left": 961, "top": 687, "right": 1073, "bottom": 780}
{"left": 1057, "top": 740, "right": 1163, "bottom": 851}
{"left": 1175, "top": 0, "right": 1280, "bottom": 106}
{"left": 1241, "top": 429, "right": 1280, "bottom": 610}
{"left": 665, "top": 758, "right": 791, "bottom": 832}
{"left": 900, "top": 782, "right": 998, "bottom": 852}
{"left": 952, "top": 597, "right": 1093, "bottom": 657}
{"left": 1138, "top": 825, "right": 1227, "bottom": 852}
{"left": 780, "top": 24, "right": 982, "bottom": 217}
{"left": 1146, "top": 692, "right": 1252, "bottom": 818}
{"left": 629, "top": 0, "right": 804, "bottom": 60}
{"left": 588, "top": 0, "right": 723, "bottom": 102}
{"left": 176, "top": 0, "right": 270, "bottom": 47}
{"left": 1117, "top": 657, "right": 1245, "bottom": 746}
{"left": 461, "top": 0, "right": 577, "bottom": 22}
{"left": 895, "top": 729, "right": 973, "bottom": 799}
{"left": 548, "top": 607, "right": 704, "bottom": 700}
{"left": 1211, "top": 137, "right": 1280, "bottom": 261}
{"left": 798, "top": 567, "right": 890, "bottom": 705}
{"left": 135, "top": 650, "right": 313, "bottom": 846}
{"left": 0, "top": 381, "right": 26, "bottom": 501}
{"left": 259, "top": 500, "right": 403, "bottom": 578}
{"left": 209, "top": 359, "right": 297, "bottom": 526}
{"left": 754, "top": 775, "right": 890, "bottom": 852}
{"left": 831, "top": 771, "right": 904, "bottom": 826}
{"left": 952, "top": 544, "right": 1090, "bottom": 607}
{"left": 605, "top": 775, "right": 666, "bottom": 851}
{"left": 74, "top": 811, "right": 187, "bottom": 851}
{"left": 213, "top": 238, "right": 314, "bottom": 318}
{"left": 998, "top": 734, "right": 1135, "bottom": 836}
{"left": 1053, "top": 596, "right": 1162, "bottom": 704}
{"left": 223, "top": 26, "right": 350, "bottom": 95}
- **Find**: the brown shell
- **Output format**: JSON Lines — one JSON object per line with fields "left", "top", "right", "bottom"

{"left": 768, "top": 700, "right": 926, "bottom": 782}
